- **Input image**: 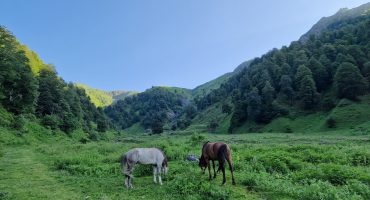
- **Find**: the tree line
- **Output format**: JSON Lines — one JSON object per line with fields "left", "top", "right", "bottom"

{"left": 0, "top": 26, "right": 109, "bottom": 138}
{"left": 195, "top": 15, "right": 370, "bottom": 133}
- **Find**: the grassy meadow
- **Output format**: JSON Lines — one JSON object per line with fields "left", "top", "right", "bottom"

{"left": 1, "top": 122, "right": 370, "bottom": 200}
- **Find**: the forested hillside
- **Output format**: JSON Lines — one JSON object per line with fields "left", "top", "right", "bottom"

{"left": 2, "top": 4, "right": 370, "bottom": 136}
{"left": 195, "top": 12, "right": 370, "bottom": 133}
{"left": 75, "top": 83, "right": 137, "bottom": 107}
{"left": 0, "top": 26, "right": 109, "bottom": 137}
{"left": 105, "top": 86, "right": 196, "bottom": 133}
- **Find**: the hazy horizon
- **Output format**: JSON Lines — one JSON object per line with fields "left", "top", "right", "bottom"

{"left": 1, "top": 0, "right": 369, "bottom": 91}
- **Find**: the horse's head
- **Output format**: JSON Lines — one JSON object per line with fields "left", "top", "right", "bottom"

{"left": 198, "top": 155, "right": 207, "bottom": 173}
{"left": 162, "top": 157, "right": 168, "bottom": 175}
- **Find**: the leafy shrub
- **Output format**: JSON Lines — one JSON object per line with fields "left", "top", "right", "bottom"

{"left": 284, "top": 125, "right": 293, "bottom": 133}
{"left": 253, "top": 151, "right": 303, "bottom": 174}
{"left": 0, "top": 106, "right": 13, "bottom": 127}
{"left": 41, "top": 115, "right": 60, "bottom": 130}
{"left": 12, "top": 114, "right": 27, "bottom": 134}
{"left": 189, "top": 132, "right": 206, "bottom": 145}
{"left": 88, "top": 131, "right": 100, "bottom": 141}
{"left": 167, "top": 169, "right": 230, "bottom": 200}
{"left": 349, "top": 151, "right": 370, "bottom": 166}
{"left": 347, "top": 179, "right": 370, "bottom": 199}
{"left": 293, "top": 164, "right": 359, "bottom": 185}
{"left": 79, "top": 137, "right": 89, "bottom": 144}
{"left": 326, "top": 117, "right": 336, "bottom": 128}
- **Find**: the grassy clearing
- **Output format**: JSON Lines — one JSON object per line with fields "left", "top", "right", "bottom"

{"left": 1, "top": 125, "right": 370, "bottom": 199}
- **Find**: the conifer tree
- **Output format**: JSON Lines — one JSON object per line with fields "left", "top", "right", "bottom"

{"left": 334, "top": 62, "right": 367, "bottom": 100}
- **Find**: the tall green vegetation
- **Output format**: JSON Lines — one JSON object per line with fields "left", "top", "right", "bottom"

{"left": 0, "top": 26, "right": 38, "bottom": 114}
{"left": 105, "top": 87, "right": 195, "bottom": 133}
{"left": 334, "top": 62, "right": 367, "bottom": 100}
{"left": 295, "top": 65, "right": 319, "bottom": 109}
{"left": 0, "top": 26, "right": 108, "bottom": 135}
{"left": 196, "top": 14, "right": 370, "bottom": 132}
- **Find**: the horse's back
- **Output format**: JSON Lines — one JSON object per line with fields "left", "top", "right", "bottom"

{"left": 135, "top": 148, "right": 165, "bottom": 165}
{"left": 202, "top": 142, "right": 230, "bottom": 160}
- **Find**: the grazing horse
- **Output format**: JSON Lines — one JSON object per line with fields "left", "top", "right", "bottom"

{"left": 121, "top": 148, "right": 168, "bottom": 188}
{"left": 199, "top": 141, "right": 235, "bottom": 185}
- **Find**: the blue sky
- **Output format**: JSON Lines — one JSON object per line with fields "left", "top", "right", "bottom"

{"left": 1, "top": 0, "right": 369, "bottom": 91}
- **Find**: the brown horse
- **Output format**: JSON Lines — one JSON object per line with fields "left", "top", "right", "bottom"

{"left": 199, "top": 141, "right": 235, "bottom": 185}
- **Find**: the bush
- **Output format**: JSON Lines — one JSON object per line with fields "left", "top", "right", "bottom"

{"left": 167, "top": 169, "right": 231, "bottom": 199}
{"left": 12, "top": 114, "right": 27, "bottom": 134}
{"left": 349, "top": 151, "right": 370, "bottom": 166}
{"left": 293, "top": 164, "right": 359, "bottom": 185}
{"left": 41, "top": 115, "right": 60, "bottom": 130}
{"left": 284, "top": 125, "right": 293, "bottom": 133}
{"left": 347, "top": 179, "right": 370, "bottom": 199}
{"left": 88, "top": 131, "right": 100, "bottom": 141}
{"left": 189, "top": 133, "right": 206, "bottom": 146}
{"left": 326, "top": 117, "right": 336, "bottom": 128}
{"left": 207, "top": 121, "right": 219, "bottom": 133}
{"left": 0, "top": 106, "right": 13, "bottom": 127}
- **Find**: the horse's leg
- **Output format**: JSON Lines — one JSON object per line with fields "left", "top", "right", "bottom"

{"left": 227, "top": 156, "right": 236, "bottom": 185}
{"left": 153, "top": 165, "right": 157, "bottom": 184}
{"left": 212, "top": 160, "right": 216, "bottom": 178}
{"left": 221, "top": 165, "right": 226, "bottom": 185}
{"left": 128, "top": 163, "right": 134, "bottom": 188}
{"left": 206, "top": 160, "right": 212, "bottom": 180}
{"left": 125, "top": 175, "right": 129, "bottom": 188}
{"left": 157, "top": 165, "right": 163, "bottom": 185}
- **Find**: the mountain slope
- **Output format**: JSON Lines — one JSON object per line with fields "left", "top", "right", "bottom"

{"left": 104, "top": 86, "right": 195, "bottom": 132}
{"left": 300, "top": 2, "right": 370, "bottom": 42}
{"left": 192, "top": 60, "right": 252, "bottom": 98}
{"left": 192, "top": 72, "right": 233, "bottom": 97}
{"left": 193, "top": 5, "right": 370, "bottom": 134}
{"left": 18, "top": 44, "right": 53, "bottom": 74}
{"left": 75, "top": 84, "right": 137, "bottom": 107}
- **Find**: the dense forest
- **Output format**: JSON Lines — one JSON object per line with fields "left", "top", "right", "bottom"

{"left": 195, "top": 14, "right": 370, "bottom": 133}
{"left": 0, "top": 26, "right": 109, "bottom": 138}
{"left": 105, "top": 87, "right": 197, "bottom": 133}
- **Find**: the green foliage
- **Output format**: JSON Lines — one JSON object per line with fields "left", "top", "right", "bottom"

{"left": 75, "top": 83, "right": 113, "bottom": 107}
{"left": 326, "top": 117, "right": 336, "bottom": 128}
{"left": 334, "top": 62, "right": 368, "bottom": 100}
{"left": 0, "top": 106, "right": 13, "bottom": 127}
{"left": 17, "top": 45, "right": 53, "bottom": 75}
{"left": 105, "top": 87, "right": 193, "bottom": 131}
{"left": 196, "top": 13, "right": 370, "bottom": 132}
{"left": 0, "top": 26, "right": 38, "bottom": 114}
{"left": 167, "top": 169, "right": 231, "bottom": 200}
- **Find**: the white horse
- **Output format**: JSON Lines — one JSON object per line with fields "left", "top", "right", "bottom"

{"left": 121, "top": 148, "right": 168, "bottom": 188}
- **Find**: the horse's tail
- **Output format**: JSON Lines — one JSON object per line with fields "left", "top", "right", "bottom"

{"left": 217, "top": 144, "right": 228, "bottom": 173}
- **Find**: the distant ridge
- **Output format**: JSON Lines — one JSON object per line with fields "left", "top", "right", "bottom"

{"left": 300, "top": 2, "right": 370, "bottom": 42}
{"left": 75, "top": 83, "right": 137, "bottom": 107}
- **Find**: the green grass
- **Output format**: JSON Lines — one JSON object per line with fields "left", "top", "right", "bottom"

{"left": 1, "top": 122, "right": 370, "bottom": 200}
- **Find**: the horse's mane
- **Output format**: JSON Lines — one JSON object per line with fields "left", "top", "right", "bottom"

{"left": 202, "top": 141, "right": 210, "bottom": 151}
